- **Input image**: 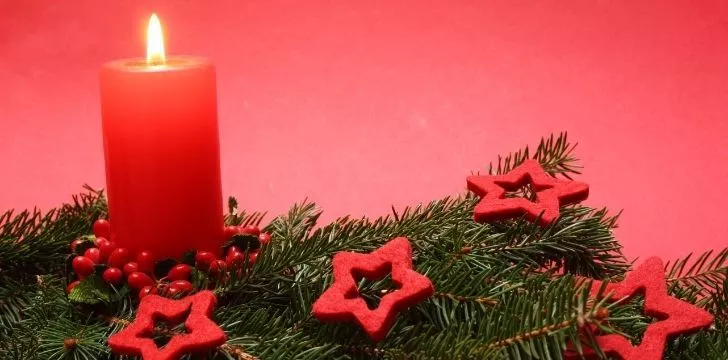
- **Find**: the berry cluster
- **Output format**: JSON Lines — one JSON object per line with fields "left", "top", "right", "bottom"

{"left": 193, "top": 225, "right": 270, "bottom": 282}
{"left": 67, "top": 219, "right": 270, "bottom": 299}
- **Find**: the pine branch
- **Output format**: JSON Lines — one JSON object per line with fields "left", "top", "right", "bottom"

{"left": 37, "top": 318, "right": 109, "bottom": 360}
{"left": 267, "top": 201, "right": 321, "bottom": 243}
{"left": 0, "top": 276, "right": 34, "bottom": 336}
{"left": 470, "top": 207, "right": 627, "bottom": 278}
{"left": 0, "top": 186, "right": 105, "bottom": 275}
{"left": 2, "top": 134, "right": 724, "bottom": 359}
{"left": 666, "top": 248, "right": 728, "bottom": 308}
{"left": 475, "top": 277, "right": 607, "bottom": 359}
{"left": 220, "top": 344, "right": 259, "bottom": 360}
{"left": 665, "top": 319, "right": 728, "bottom": 360}
{"left": 0, "top": 276, "right": 87, "bottom": 359}
{"left": 432, "top": 291, "right": 498, "bottom": 306}
{"left": 488, "top": 132, "right": 581, "bottom": 179}
{"left": 216, "top": 305, "right": 345, "bottom": 359}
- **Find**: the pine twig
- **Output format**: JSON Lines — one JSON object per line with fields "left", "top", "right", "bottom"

{"left": 220, "top": 343, "right": 258, "bottom": 360}
{"left": 105, "top": 316, "right": 130, "bottom": 327}
{"left": 482, "top": 304, "right": 608, "bottom": 352}
{"left": 487, "top": 132, "right": 581, "bottom": 178}
{"left": 343, "top": 344, "right": 387, "bottom": 358}
{"left": 487, "top": 319, "right": 574, "bottom": 350}
{"left": 667, "top": 248, "right": 728, "bottom": 289}
{"left": 433, "top": 291, "right": 498, "bottom": 306}
{"left": 666, "top": 249, "right": 728, "bottom": 309}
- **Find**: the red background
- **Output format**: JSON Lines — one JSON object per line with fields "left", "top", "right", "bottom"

{"left": 1, "top": 0, "right": 727, "bottom": 260}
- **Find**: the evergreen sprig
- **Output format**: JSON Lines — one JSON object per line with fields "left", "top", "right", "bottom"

{"left": 0, "top": 185, "right": 105, "bottom": 274}
{"left": 665, "top": 248, "right": 728, "bottom": 309}
{"left": 0, "top": 134, "right": 724, "bottom": 359}
{"left": 488, "top": 133, "right": 580, "bottom": 178}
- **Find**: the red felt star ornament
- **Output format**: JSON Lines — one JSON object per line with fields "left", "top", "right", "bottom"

{"left": 107, "top": 290, "right": 227, "bottom": 360}
{"left": 312, "top": 237, "right": 435, "bottom": 342}
{"left": 466, "top": 159, "right": 589, "bottom": 227}
{"left": 569, "top": 257, "right": 714, "bottom": 360}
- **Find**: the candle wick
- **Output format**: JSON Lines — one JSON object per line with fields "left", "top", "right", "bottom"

{"left": 147, "top": 55, "right": 166, "bottom": 66}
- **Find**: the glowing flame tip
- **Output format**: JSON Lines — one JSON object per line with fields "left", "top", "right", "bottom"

{"left": 146, "top": 13, "right": 165, "bottom": 65}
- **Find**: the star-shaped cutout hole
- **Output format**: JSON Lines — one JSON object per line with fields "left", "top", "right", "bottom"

{"left": 312, "top": 237, "right": 435, "bottom": 342}
{"left": 466, "top": 159, "right": 589, "bottom": 227}
{"left": 148, "top": 307, "right": 192, "bottom": 349}
{"left": 568, "top": 257, "right": 714, "bottom": 360}
{"left": 353, "top": 270, "right": 399, "bottom": 310}
{"left": 108, "top": 290, "right": 227, "bottom": 360}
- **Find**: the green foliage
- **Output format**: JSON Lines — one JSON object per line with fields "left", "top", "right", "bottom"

{"left": 0, "top": 133, "right": 725, "bottom": 359}
{"left": 665, "top": 315, "right": 728, "bottom": 359}
{"left": 38, "top": 318, "right": 110, "bottom": 360}
{"left": 68, "top": 274, "right": 128, "bottom": 305}
{"left": 0, "top": 185, "right": 105, "bottom": 274}
{"left": 666, "top": 248, "right": 728, "bottom": 309}
{"left": 487, "top": 133, "right": 581, "bottom": 178}
{"left": 0, "top": 276, "right": 33, "bottom": 336}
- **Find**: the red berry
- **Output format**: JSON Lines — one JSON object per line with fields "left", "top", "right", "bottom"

{"left": 166, "top": 286, "right": 183, "bottom": 297}
{"left": 97, "top": 238, "right": 117, "bottom": 262}
{"left": 83, "top": 247, "right": 101, "bottom": 264}
{"left": 66, "top": 280, "right": 80, "bottom": 294}
{"left": 72, "top": 256, "right": 95, "bottom": 279}
{"left": 226, "top": 251, "right": 245, "bottom": 268}
{"left": 241, "top": 225, "right": 261, "bottom": 236}
{"left": 102, "top": 268, "right": 123, "bottom": 285}
{"left": 136, "top": 251, "right": 155, "bottom": 274}
{"left": 108, "top": 248, "right": 131, "bottom": 268}
{"left": 195, "top": 251, "right": 217, "bottom": 271}
{"left": 249, "top": 251, "right": 259, "bottom": 266}
{"left": 208, "top": 260, "right": 227, "bottom": 277}
{"left": 258, "top": 233, "right": 271, "bottom": 245}
{"left": 123, "top": 262, "right": 140, "bottom": 276}
{"left": 168, "top": 264, "right": 192, "bottom": 281}
{"left": 227, "top": 246, "right": 242, "bottom": 256}
{"left": 139, "top": 285, "right": 157, "bottom": 299}
{"left": 127, "top": 272, "right": 154, "bottom": 290}
{"left": 94, "top": 236, "right": 108, "bottom": 246}
{"left": 70, "top": 239, "right": 86, "bottom": 252}
{"left": 93, "top": 219, "right": 111, "bottom": 239}
{"left": 169, "top": 280, "right": 193, "bottom": 293}
{"left": 223, "top": 225, "right": 241, "bottom": 240}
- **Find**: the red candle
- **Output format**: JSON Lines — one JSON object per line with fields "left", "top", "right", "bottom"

{"left": 99, "top": 14, "right": 223, "bottom": 261}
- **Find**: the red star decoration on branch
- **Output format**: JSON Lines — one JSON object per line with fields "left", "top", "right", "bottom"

{"left": 466, "top": 159, "right": 589, "bottom": 227}
{"left": 572, "top": 257, "right": 714, "bottom": 360}
{"left": 107, "top": 290, "right": 227, "bottom": 360}
{"left": 312, "top": 237, "right": 435, "bottom": 342}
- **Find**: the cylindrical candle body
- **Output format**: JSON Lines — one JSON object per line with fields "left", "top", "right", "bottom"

{"left": 100, "top": 57, "right": 223, "bottom": 261}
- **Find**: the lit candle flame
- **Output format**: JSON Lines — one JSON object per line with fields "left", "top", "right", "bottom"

{"left": 146, "top": 13, "right": 166, "bottom": 65}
